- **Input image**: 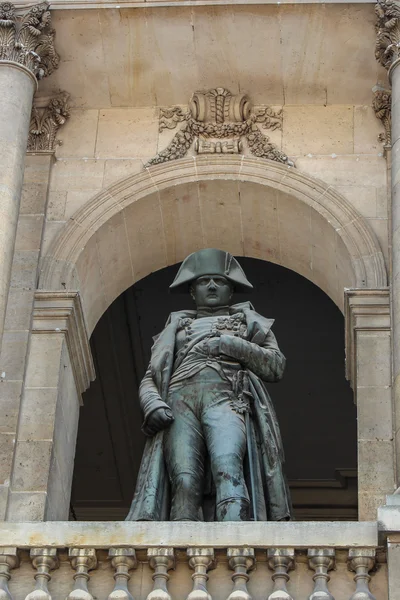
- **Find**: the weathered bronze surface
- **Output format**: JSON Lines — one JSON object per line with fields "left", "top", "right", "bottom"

{"left": 126, "top": 248, "right": 291, "bottom": 521}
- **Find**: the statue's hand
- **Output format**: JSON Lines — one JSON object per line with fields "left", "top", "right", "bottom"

{"left": 145, "top": 406, "right": 174, "bottom": 436}
{"left": 205, "top": 337, "right": 221, "bottom": 356}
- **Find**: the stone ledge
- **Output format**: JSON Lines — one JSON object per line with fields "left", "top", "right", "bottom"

{"left": 0, "top": 521, "right": 378, "bottom": 549}
{"left": 13, "top": 0, "right": 376, "bottom": 8}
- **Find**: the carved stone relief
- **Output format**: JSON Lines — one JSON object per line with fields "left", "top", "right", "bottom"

{"left": 27, "top": 91, "right": 70, "bottom": 152}
{"left": 148, "top": 88, "right": 292, "bottom": 167}
{"left": 373, "top": 87, "right": 392, "bottom": 147}
{"left": 0, "top": 1, "right": 59, "bottom": 79}
{"left": 375, "top": 0, "right": 400, "bottom": 71}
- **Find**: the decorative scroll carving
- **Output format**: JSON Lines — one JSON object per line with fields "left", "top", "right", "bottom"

{"left": 108, "top": 548, "right": 137, "bottom": 600}
{"left": 267, "top": 549, "right": 295, "bottom": 600}
{"left": 186, "top": 548, "right": 215, "bottom": 600}
{"left": 226, "top": 548, "right": 255, "bottom": 600}
{"left": 67, "top": 549, "right": 97, "bottom": 600}
{"left": 307, "top": 549, "right": 335, "bottom": 600}
{"left": 0, "top": 548, "right": 19, "bottom": 600}
{"left": 373, "top": 88, "right": 392, "bottom": 146}
{"left": 0, "top": 2, "right": 59, "bottom": 79}
{"left": 254, "top": 106, "right": 283, "bottom": 131}
{"left": 159, "top": 107, "right": 189, "bottom": 132}
{"left": 25, "top": 549, "right": 58, "bottom": 600}
{"left": 27, "top": 91, "right": 70, "bottom": 152}
{"left": 146, "top": 548, "right": 175, "bottom": 600}
{"left": 348, "top": 549, "right": 377, "bottom": 600}
{"left": 149, "top": 88, "right": 291, "bottom": 167}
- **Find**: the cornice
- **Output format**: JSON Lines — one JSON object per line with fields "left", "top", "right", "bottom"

{"left": 32, "top": 291, "right": 95, "bottom": 398}
{"left": 12, "top": 0, "right": 377, "bottom": 9}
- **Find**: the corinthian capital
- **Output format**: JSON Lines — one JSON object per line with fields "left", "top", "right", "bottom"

{"left": 28, "top": 91, "right": 70, "bottom": 152}
{"left": 0, "top": 1, "right": 59, "bottom": 79}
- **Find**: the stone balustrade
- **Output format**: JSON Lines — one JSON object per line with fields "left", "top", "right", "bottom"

{"left": 0, "top": 522, "right": 387, "bottom": 600}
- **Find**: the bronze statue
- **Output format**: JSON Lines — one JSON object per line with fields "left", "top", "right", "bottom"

{"left": 126, "top": 248, "right": 291, "bottom": 521}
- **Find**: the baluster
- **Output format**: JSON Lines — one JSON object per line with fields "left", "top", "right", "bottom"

{"left": 108, "top": 548, "right": 137, "bottom": 600}
{"left": 186, "top": 548, "right": 215, "bottom": 600}
{"left": 226, "top": 548, "right": 255, "bottom": 600}
{"left": 348, "top": 549, "right": 376, "bottom": 600}
{"left": 0, "top": 548, "right": 19, "bottom": 600}
{"left": 267, "top": 548, "right": 295, "bottom": 600}
{"left": 25, "top": 548, "right": 58, "bottom": 600}
{"left": 307, "top": 549, "right": 335, "bottom": 600}
{"left": 146, "top": 548, "right": 175, "bottom": 600}
{"left": 67, "top": 549, "right": 97, "bottom": 600}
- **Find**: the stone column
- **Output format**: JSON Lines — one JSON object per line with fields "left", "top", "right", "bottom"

{"left": 0, "top": 1, "right": 58, "bottom": 355}
{"left": 375, "top": 0, "right": 400, "bottom": 487}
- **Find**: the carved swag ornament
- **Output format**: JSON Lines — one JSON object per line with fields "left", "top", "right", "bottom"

{"left": 148, "top": 88, "right": 292, "bottom": 166}
{"left": 375, "top": 0, "right": 400, "bottom": 71}
{"left": 27, "top": 91, "right": 70, "bottom": 152}
{"left": 0, "top": 1, "right": 59, "bottom": 79}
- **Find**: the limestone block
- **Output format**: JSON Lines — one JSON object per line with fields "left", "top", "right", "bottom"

{"left": 283, "top": 105, "right": 354, "bottom": 156}
{"left": 358, "top": 439, "right": 395, "bottom": 494}
{"left": 24, "top": 334, "right": 64, "bottom": 388}
{"left": 366, "top": 218, "right": 389, "bottom": 265}
{"left": 124, "top": 194, "right": 168, "bottom": 285}
{"left": 295, "top": 155, "right": 387, "bottom": 189}
{"left": 6, "top": 491, "right": 47, "bottom": 522}
{"left": 14, "top": 216, "right": 44, "bottom": 252}
{"left": 0, "top": 331, "right": 29, "bottom": 381}
{"left": 92, "top": 211, "right": 133, "bottom": 306}
{"left": 65, "top": 190, "right": 102, "bottom": 220}
{"left": 240, "top": 183, "right": 280, "bottom": 264}
{"left": 277, "top": 190, "right": 312, "bottom": 283}
{"left": 0, "top": 433, "right": 15, "bottom": 484}
{"left": 75, "top": 235, "right": 108, "bottom": 334}
{"left": 158, "top": 182, "right": 204, "bottom": 266}
{"left": 38, "top": 10, "right": 110, "bottom": 109}
{"left": 10, "top": 440, "right": 52, "bottom": 492}
{"left": 4, "top": 289, "right": 34, "bottom": 330}
{"left": 354, "top": 106, "right": 384, "bottom": 155}
{"left": 17, "top": 389, "right": 58, "bottom": 442}
{"left": 0, "top": 381, "right": 22, "bottom": 435}
{"left": 0, "top": 484, "right": 8, "bottom": 520}
{"left": 49, "top": 159, "right": 105, "bottom": 192}
{"left": 323, "top": 5, "right": 383, "bottom": 105}
{"left": 9, "top": 252, "right": 39, "bottom": 291}
{"left": 95, "top": 108, "right": 159, "bottom": 159}
{"left": 357, "top": 386, "right": 393, "bottom": 441}
{"left": 41, "top": 221, "right": 66, "bottom": 257}
{"left": 334, "top": 186, "right": 378, "bottom": 219}
{"left": 358, "top": 491, "right": 387, "bottom": 521}
{"left": 103, "top": 159, "right": 150, "bottom": 188}
{"left": 199, "top": 180, "right": 243, "bottom": 255}
{"left": 20, "top": 182, "right": 48, "bottom": 216}
{"left": 56, "top": 109, "right": 99, "bottom": 159}
{"left": 47, "top": 191, "right": 67, "bottom": 221}
{"left": 356, "top": 331, "right": 391, "bottom": 387}
{"left": 279, "top": 5, "right": 326, "bottom": 105}
{"left": 377, "top": 186, "right": 389, "bottom": 219}
{"left": 45, "top": 450, "right": 70, "bottom": 521}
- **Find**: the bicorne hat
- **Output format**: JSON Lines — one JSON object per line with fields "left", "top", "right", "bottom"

{"left": 169, "top": 248, "right": 253, "bottom": 293}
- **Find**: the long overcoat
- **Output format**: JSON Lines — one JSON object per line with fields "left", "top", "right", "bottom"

{"left": 125, "top": 302, "right": 292, "bottom": 521}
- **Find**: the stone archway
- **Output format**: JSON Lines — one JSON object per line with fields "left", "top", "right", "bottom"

{"left": 39, "top": 156, "right": 387, "bottom": 335}
{"left": 10, "top": 155, "right": 389, "bottom": 523}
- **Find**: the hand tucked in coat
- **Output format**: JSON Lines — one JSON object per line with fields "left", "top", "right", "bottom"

{"left": 145, "top": 406, "right": 174, "bottom": 436}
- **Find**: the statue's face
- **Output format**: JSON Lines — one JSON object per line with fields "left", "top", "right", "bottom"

{"left": 191, "top": 275, "right": 233, "bottom": 308}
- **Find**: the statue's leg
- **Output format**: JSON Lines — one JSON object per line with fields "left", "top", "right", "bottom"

{"left": 202, "top": 392, "right": 250, "bottom": 521}
{"left": 163, "top": 385, "right": 205, "bottom": 521}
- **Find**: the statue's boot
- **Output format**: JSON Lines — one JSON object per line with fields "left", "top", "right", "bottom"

{"left": 216, "top": 497, "right": 250, "bottom": 521}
